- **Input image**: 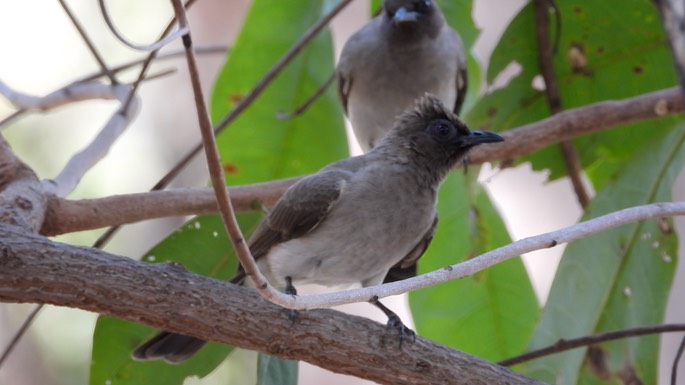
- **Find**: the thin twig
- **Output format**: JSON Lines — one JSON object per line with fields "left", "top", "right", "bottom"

{"left": 98, "top": 0, "right": 188, "bottom": 52}
{"left": 267, "top": 202, "right": 685, "bottom": 310}
{"left": 276, "top": 71, "right": 336, "bottom": 120}
{"left": 498, "top": 323, "right": 685, "bottom": 366}
{"left": 91, "top": 0, "right": 200, "bottom": 248}
{"left": 171, "top": 0, "right": 281, "bottom": 299}
{"left": 0, "top": 305, "right": 43, "bottom": 368}
{"left": 58, "top": 0, "right": 117, "bottom": 84}
{"left": 673, "top": 334, "right": 685, "bottom": 385}
{"left": 534, "top": 0, "right": 590, "bottom": 208}
{"left": 152, "top": 0, "right": 355, "bottom": 190}
{"left": 0, "top": 80, "right": 128, "bottom": 112}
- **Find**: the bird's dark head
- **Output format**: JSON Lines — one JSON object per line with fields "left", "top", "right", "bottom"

{"left": 383, "top": 0, "right": 442, "bottom": 37}
{"left": 380, "top": 94, "right": 503, "bottom": 174}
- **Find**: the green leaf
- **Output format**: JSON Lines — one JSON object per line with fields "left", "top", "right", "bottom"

{"left": 409, "top": 170, "right": 539, "bottom": 361}
{"left": 257, "top": 353, "right": 298, "bottom": 385}
{"left": 521, "top": 124, "right": 685, "bottom": 385}
{"left": 467, "top": 0, "right": 678, "bottom": 189}
{"left": 211, "top": 0, "right": 347, "bottom": 184}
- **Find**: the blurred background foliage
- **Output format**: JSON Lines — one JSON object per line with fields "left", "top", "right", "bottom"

{"left": 0, "top": 0, "right": 683, "bottom": 384}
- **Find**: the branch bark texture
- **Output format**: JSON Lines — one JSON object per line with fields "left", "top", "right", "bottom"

{"left": 0, "top": 223, "right": 545, "bottom": 385}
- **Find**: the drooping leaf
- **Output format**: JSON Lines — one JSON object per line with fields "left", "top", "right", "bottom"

{"left": 257, "top": 353, "right": 298, "bottom": 385}
{"left": 211, "top": 0, "right": 347, "bottom": 184}
{"left": 521, "top": 124, "right": 685, "bottom": 385}
{"left": 410, "top": 170, "right": 539, "bottom": 361}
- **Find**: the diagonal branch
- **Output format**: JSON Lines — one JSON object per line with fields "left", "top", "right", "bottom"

{"left": 37, "top": 87, "right": 684, "bottom": 236}
{"left": 499, "top": 323, "right": 685, "bottom": 366}
{"left": 172, "top": 0, "right": 282, "bottom": 301}
{"left": 152, "top": 0, "right": 355, "bottom": 190}
{"left": 0, "top": 222, "right": 545, "bottom": 385}
{"left": 273, "top": 201, "right": 685, "bottom": 310}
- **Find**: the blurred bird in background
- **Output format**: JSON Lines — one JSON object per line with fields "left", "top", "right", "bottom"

{"left": 337, "top": 0, "right": 468, "bottom": 152}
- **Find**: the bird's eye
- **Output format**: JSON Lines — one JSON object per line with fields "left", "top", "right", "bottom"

{"left": 415, "top": 0, "right": 431, "bottom": 11}
{"left": 428, "top": 119, "right": 457, "bottom": 142}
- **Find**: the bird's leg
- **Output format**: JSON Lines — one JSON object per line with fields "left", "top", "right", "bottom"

{"left": 284, "top": 276, "right": 299, "bottom": 322}
{"left": 370, "top": 296, "right": 415, "bottom": 348}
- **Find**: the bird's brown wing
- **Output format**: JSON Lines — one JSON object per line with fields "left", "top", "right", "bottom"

{"left": 248, "top": 170, "right": 350, "bottom": 260}
{"left": 383, "top": 213, "right": 438, "bottom": 283}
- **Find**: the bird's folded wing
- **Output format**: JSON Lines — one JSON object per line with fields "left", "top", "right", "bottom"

{"left": 248, "top": 170, "right": 351, "bottom": 259}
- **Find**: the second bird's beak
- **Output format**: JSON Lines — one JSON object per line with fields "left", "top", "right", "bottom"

{"left": 393, "top": 7, "right": 420, "bottom": 24}
{"left": 464, "top": 130, "right": 504, "bottom": 146}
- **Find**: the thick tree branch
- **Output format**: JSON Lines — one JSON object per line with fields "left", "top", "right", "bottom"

{"left": 470, "top": 86, "right": 683, "bottom": 163}
{"left": 0, "top": 222, "right": 545, "bottom": 385}
{"left": 40, "top": 178, "right": 296, "bottom": 235}
{"left": 0, "top": 137, "right": 45, "bottom": 232}
{"left": 38, "top": 87, "right": 684, "bottom": 236}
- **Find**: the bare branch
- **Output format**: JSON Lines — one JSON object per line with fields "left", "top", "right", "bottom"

{"left": 0, "top": 79, "right": 130, "bottom": 112}
{"left": 98, "top": 0, "right": 188, "bottom": 51}
{"left": 0, "top": 222, "right": 545, "bottom": 385}
{"left": 172, "top": 0, "right": 280, "bottom": 301}
{"left": 275, "top": 202, "right": 685, "bottom": 310}
{"left": 152, "top": 0, "right": 355, "bottom": 191}
{"left": 470, "top": 86, "right": 683, "bottom": 164}
{"left": 48, "top": 87, "right": 140, "bottom": 197}
{"left": 533, "top": 0, "right": 590, "bottom": 208}
{"left": 41, "top": 177, "right": 296, "bottom": 236}
{"left": 36, "top": 87, "right": 684, "bottom": 235}
{"left": 58, "top": 0, "right": 117, "bottom": 84}
{"left": 499, "top": 323, "right": 685, "bottom": 366}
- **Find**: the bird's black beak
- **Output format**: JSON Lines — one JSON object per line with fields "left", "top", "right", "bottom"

{"left": 464, "top": 130, "right": 504, "bottom": 146}
{"left": 393, "top": 7, "right": 420, "bottom": 24}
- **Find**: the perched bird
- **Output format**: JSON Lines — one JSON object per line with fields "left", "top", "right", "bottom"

{"left": 337, "top": 0, "right": 468, "bottom": 153}
{"left": 132, "top": 95, "right": 502, "bottom": 363}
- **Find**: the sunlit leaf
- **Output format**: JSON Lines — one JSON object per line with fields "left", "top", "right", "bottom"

{"left": 521, "top": 125, "right": 685, "bottom": 385}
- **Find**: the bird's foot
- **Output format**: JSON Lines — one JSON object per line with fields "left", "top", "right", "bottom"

{"left": 371, "top": 297, "right": 415, "bottom": 348}
{"left": 285, "top": 276, "right": 299, "bottom": 322}
{"left": 386, "top": 313, "right": 416, "bottom": 348}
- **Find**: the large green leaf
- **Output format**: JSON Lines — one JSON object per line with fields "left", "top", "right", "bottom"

{"left": 467, "top": 0, "right": 678, "bottom": 189}
{"left": 211, "top": 0, "right": 346, "bottom": 184}
{"left": 91, "top": 1, "right": 347, "bottom": 384}
{"left": 410, "top": 170, "right": 539, "bottom": 361}
{"left": 521, "top": 124, "right": 685, "bottom": 385}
